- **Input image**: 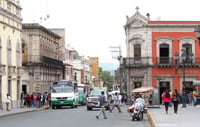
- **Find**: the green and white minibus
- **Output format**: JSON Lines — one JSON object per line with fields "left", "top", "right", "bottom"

{"left": 51, "top": 80, "right": 79, "bottom": 109}
{"left": 78, "top": 84, "right": 87, "bottom": 105}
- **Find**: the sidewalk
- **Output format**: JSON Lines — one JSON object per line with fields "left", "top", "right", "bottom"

{"left": 147, "top": 105, "right": 199, "bottom": 127}
{"left": 0, "top": 106, "right": 49, "bottom": 118}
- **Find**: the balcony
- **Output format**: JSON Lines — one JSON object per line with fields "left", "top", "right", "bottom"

{"left": 123, "top": 57, "right": 200, "bottom": 68}
{"left": 123, "top": 57, "right": 152, "bottom": 68}
{"left": 8, "top": 66, "right": 16, "bottom": 76}
{"left": 22, "top": 55, "right": 63, "bottom": 68}
{"left": 156, "top": 57, "right": 173, "bottom": 68}
{"left": 0, "top": 65, "right": 6, "bottom": 75}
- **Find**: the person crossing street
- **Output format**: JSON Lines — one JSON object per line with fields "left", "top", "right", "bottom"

{"left": 96, "top": 91, "right": 107, "bottom": 119}
{"left": 110, "top": 92, "right": 121, "bottom": 113}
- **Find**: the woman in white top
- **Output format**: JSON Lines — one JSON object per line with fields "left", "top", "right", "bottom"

{"left": 6, "top": 94, "right": 12, "bottom": 111}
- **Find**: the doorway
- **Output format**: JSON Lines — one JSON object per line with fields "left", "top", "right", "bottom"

{"left": 159, "top": 82, "right": 170, "bottom": 104}
{"left": 22, "top": 85, "right": 27, "bottom": 94}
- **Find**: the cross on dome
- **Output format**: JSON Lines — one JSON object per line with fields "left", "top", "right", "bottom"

{"left": 135, "top": 6, "right": 140, "bottom": 12}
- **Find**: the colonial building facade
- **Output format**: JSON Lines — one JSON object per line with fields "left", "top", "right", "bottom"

{"left": 123, "top": 7, "right": 200, "bottom": 104}
{"left": 22, "top": 23, "right": 63, "bottom": 94}
{"left": 0, "top": 0, "right": 22, "bottom": 109}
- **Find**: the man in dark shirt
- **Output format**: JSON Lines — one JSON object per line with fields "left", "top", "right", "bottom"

{"left": 96, "top": 91, "right": 107, "bottom": 119}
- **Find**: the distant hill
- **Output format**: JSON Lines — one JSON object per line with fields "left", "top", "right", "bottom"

{"left": 99, "top": 62, "right": 118, "bottom": 75}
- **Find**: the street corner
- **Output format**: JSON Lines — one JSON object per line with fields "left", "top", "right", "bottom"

{"left": 147, "top": 110, "right": 156, "bottom": 127}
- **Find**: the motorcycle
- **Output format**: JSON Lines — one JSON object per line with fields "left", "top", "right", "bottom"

{"left": 127, "top": 97, "right": 145, "bottom": 121}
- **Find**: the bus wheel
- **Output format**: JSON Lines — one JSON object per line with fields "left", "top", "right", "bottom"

{"left": 52, "top": 105, "right": 55, "bottom": 109}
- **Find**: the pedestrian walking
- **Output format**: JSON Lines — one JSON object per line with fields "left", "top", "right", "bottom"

{"left": 148, "top": 94, "right": 153, "bottom": 106}
{"left": 36, "top": 93, "right": 41, "bottom": 108}
{"left": 96, "top": 91, "right": 107, "bottom": 119}
{"left": 6, "top": 94, "right": 12, "bottom": 111}
{"left": 26, "top": 94, "right": 31, "bottom": 108}
{"left": 172, "top": 89, "right": 180, "bottom": 114}
{"left": 192, "top": 89, "right": 197, "bottom": 107}
{"left": 110, "top": 92, "right": 122, "bottom": 113}
{"left": 20, "top": 91, "right": 25, "bottom": 108}
{"left": 162, "top": 89, "right": 171, "bottom": 114}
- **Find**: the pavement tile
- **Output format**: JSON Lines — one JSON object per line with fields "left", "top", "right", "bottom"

{"left": 0, "top": 106, "right": 49, "bottom": 118}
{"left": 147, "top": 105, "right": 200, "bottom": 127}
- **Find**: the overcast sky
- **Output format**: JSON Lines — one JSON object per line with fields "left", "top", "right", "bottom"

{"left": 20, "top": 0, "right": 200, "bottom": 65}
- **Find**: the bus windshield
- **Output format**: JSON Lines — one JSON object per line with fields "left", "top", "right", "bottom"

{"left": 52, "top": 81, "right": 74, "bottom": 93}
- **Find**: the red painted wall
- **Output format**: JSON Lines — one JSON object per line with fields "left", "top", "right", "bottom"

{"left": 152, "top": 32, "right": 200, "bottom": 93}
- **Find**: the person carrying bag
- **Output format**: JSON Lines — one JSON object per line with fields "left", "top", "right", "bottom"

{"left": 172, "top": 89, "right": 180, "bottom": 114}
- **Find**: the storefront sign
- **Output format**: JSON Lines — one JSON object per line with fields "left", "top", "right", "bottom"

{"left": 177, "top": 70, "right": 198, "bottom": 74}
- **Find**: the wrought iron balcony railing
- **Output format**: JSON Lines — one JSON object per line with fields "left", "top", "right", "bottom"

{"left": 123, "top": 57, "right": 200, "bottom": 68}
{"left": 123, "top": 57, "right": 152, "bottom": 67}
{"left": 22, "top": 54, "right": 63, "bottom": 67}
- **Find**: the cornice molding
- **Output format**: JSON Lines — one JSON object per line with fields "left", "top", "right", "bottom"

{"left": 178, "top": 36, "right": 197, "bottom": 41}
{"left": 0, "top": 20, "right": 22, "bottom": 31}
{"left": 155, "top": 36, "right": 174, "bottom": 41}
{"left": 0, "top": 8, "right": 22, "bottom": 23}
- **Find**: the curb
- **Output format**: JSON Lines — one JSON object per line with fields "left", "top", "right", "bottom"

{"left": 147, "top": 110, "right": 156, "bottom": 127}
{"left": 0, "top": 106, "right": 49, "bottom": 118}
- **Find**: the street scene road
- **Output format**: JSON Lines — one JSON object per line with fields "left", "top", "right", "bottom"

{"left": 0, "top": 105, "right": 151, "bottom": 127}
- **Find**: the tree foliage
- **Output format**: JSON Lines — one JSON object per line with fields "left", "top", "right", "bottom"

{"left": 99, "top": 67, "right": 114, "bottom": 90}
{"left": 73, "top": 51, "right": 80, "bottom": 59}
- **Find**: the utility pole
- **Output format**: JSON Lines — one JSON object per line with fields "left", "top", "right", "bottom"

{"left": 110, "top": 46, "right": 123, "bottom": 93}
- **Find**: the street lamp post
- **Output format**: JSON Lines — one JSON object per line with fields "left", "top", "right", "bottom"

{"left": 74, "top": 72, "right": 77, "bottom": 81}
{"left": 174, "top": 48, "right": 187, "bottom": 107}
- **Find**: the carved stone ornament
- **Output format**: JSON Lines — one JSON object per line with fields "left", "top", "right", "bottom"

{"left": 129, "top": 34, "right": 144, "bottom": 42}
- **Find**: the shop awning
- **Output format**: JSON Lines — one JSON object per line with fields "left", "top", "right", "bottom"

{"left": 193, "top": 81, "right": 200, "bottom": 86}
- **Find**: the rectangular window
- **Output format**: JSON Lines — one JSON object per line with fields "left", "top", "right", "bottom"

{"left": 7, "top": 3, "right": 11, "bottom": 12}
{"left": 16, "top": 8, "right": 20, "bottom": 16}
{"left": 17, "top": 52, "right": 20, "bottom": 66}
{"left": 8, "top": 50, "right": 11, "bottom": 65}
{"left": 8, "top": 80, "right": 11, "bottom": 96}
{"left": 17, "top": 80, "right": 20, "bottom": 99}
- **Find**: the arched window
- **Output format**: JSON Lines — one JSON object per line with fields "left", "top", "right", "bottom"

{"left": 7, "top": 37, "right": 11, "bottom": 65}
{"left": 16, "top": 41, "right": 20, "bottom": 67}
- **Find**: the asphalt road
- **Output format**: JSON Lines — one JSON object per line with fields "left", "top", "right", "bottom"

{"left": 0, "top": 105, "right": 152, "bottom": 127}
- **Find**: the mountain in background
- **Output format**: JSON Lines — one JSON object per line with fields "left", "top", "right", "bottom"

{"left": 99, "top": 62, "right": 118, "bottom": 75}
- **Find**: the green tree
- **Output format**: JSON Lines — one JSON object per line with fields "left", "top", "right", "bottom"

{"left": 99, "top": 67, "right": 114, "bottom": 90}
{"left": 73, "top": 51, "right": 80, "bottom": 59}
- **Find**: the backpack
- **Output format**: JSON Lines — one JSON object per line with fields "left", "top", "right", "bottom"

{"left": 172, "top": 93, "right": 179, "bottom": 102}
